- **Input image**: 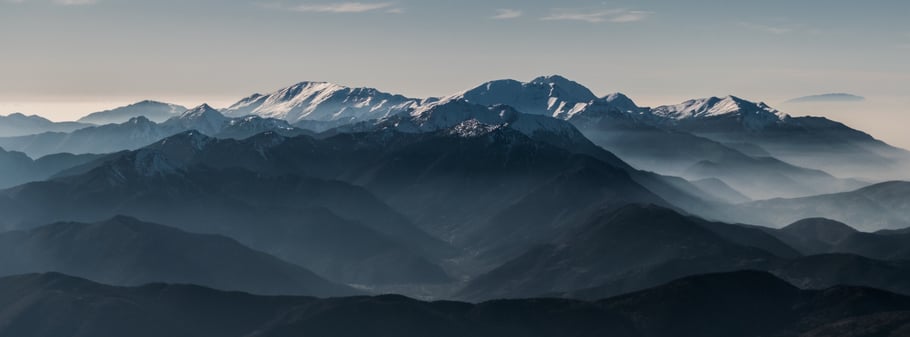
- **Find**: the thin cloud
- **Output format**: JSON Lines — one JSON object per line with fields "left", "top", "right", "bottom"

{"left": 55, "top": 0, "right": 98, "bottom": 4}
{"left": 291, "top": 2, "right": 394, "bottom": 13}
{"left": 609, "top": 11, "right": 652, "bottom": 23}
{"left": 259, "top": 2, "right": 397, "bottom": 14}
{"left": 491, "top": 9, "right": 522, "bottom": 20}
{"left": 740, "top": 22, "right": 821, "bottom": 36}
{"left": 542, "top": 9, "right": 652, "bottom": 23}
{"left": 739, "top": 22, "right": 793, "bottom": 35}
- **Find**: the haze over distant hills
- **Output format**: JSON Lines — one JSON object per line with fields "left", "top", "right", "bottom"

{"left": 0, "top": 216, "right": 356, "bottom": 297}
{"left": 77, "top": 100, "right": 187, "bottom": 124}
{"left": 0, "top": 113, "right": 90, "bottom": 137}
{"left": 1, "top": 75, "right": 909, "bottom": 336}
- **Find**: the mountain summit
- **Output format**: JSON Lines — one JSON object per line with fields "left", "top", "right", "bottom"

{"left": 223, "top": 81, "right": 419, "bottom": 123}
{"left": 77, "top": 100, "right": 187, "bottom": 124}
{"left": 450, "top": 76, "right": 597, "bottom": 119}
{"left": 651, "top": 95, "right": 789, "bottom": 130}
{"left": 162, "top": 104, "right": 229, "bottom": 135}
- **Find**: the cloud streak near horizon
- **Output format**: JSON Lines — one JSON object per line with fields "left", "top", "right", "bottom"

{"left": 491, "top": 9, "right": 522, "bottom": 20}
{"left": 258, "top": 1, "right": 399, "bottom": 14}
{"left": 541, "top": 9, "right": 652, "bottom": 23}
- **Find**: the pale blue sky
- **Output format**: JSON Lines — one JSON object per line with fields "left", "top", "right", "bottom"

{"left": 1, "top": 0, "right": 909, "bottom": 145}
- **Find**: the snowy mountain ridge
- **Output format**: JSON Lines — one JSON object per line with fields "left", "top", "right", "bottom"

{"left": 223, "top": 81, "right": 420, "bottom": 123}
{"left": 217, "top": 75, "right": 800, "bottom": 134}
{"left": 337, "top": 98, "right": 586, "bottom": 141}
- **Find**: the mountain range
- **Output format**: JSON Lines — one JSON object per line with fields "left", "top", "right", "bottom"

{"left": 1, "top": 270, "right": 908, "bottom": 337}
{"left": 459, "top": 204, "right": 910, "bottom": 301}
{"left": 223, "top": 81, "right": 421, "bottom": 124}
{"left": 77, "top": 100, "right": 187, "bottom": 124}
{"left": 739, "top": 181, "right": 910, "bottom": 231}
{"left": 0, "top": 113, "right": 90, "bottom": 138}
{"left": 0, "top": 216, "right": 355, "bottom": 296}
{"left": 0, "top": 147, "right": 102, "bottom": 189}
{"left": 0, "top": 104, "right": 310, "bottom": 158}
{"left": 0, "top": 132, "right": 455, "bottom": 287}
{"left": 1, "top": 75, "right": 909, "bottom": 334}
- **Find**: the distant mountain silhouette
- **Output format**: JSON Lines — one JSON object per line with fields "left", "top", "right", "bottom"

{"left": 0, "top": 133, "right": 454, "bottom": 286}
{"left": 767, "top": 218, "right": 910, "bottom": 261}
{"left": 460, "top": 205, "right": 910, "bottom": 301}
{"left": 741, "top": 181, "right": 910, "bottom": 231}
{"left": 0, "top": 216, "right": 356, "bottom": 296}
{"left": 77, "top": 100, "right": 187, "bottom": 124}
{"left": 0, "top": 146, "right": 102, "bottom": 189}
{"left": 0, "top": 105, "right": 310, "bottom": 158}
{"left": 0, "top": 113, "right": 90, "bottom": 137}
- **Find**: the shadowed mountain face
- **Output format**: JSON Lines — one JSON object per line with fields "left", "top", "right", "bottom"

{"left": 458, "top": 205, "right": 785, "bottom": 300}
{"left": 568, "top": 104, "right": 864, "bottom": 199}
{"left": 0, "top": 147, "right": 102, "bottom": 189}
{"left": 446, "top": 77, "right": 888, "bottom": 198}
{"left": 0, "top": 115, "right": 732, "bottom": 287}
{"left": 460, "top": 205, "right": 910, "bottom": 301}
{"left": 0, "top": 216, "right": 356, "bottom": 297}
{"left": 0, "top": 134, "right": 454, "bottom": 286}
{"left": 1, "top": 271, "right": 909, "bottom": 337}
{"left": 766, "top": 218, "right": 910, "bottom": 261}
{"left": 739, "top": 181, "right": 910, "bottom": 231}
{"left": 2, "top": 75, "right": 909, "bottom": 333}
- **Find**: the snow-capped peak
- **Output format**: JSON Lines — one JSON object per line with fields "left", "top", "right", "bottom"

{"left": 530, "top": 75, "right": 598, "bottom": 102}
{"left": 449, "top": 75, "right": 598, "bottom": 119}
{"left": 163, "top": 104, "right": 229, "bottom": 135}
{"left": 179, "top": 104, "right": 222, "bottom": 119}
{"left": 649, "top": 96, "right": 790, "bottom": 130}
{"left": 653, "top": 96, "right": 788, "bottom": 120}
{"left": 601, "top": 93, "right": 640, "bottom": 112}
{"left": 344, "top": 98, "right": 584, "bottom": 141}
{"left": 223, "top": 81, "right": 419, "bottom": 123}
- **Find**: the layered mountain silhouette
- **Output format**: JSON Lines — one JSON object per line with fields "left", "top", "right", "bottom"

{"left": 0, "top": 113, "right": 90, "bottom": 137}
{"left": 740, "top": 181, "right": 910, "bottom": 231}
{"left": 0, "top": 104, "right": 309, "bottom": 158}
{"left": 767, "top": 218, "right": 910, "bottom": 260}
{"left": 77, "top": 100, "right": 187, "bottom": 124}
{"left": 1, "top": 271, "right": 908, "bottom": 337}
{"left": 218, "top": 76, "right": 906, "bottom": 186}
{"left": 0, "top": 216, "right": 355, "bottom": 296}
{"left": 459, "top": 205, "right": 910, "bottom": 301}
{"left": 1, "top": 75, "right": 909, "bottom": 329}
{"left": 445, "top": 76, "right": 884, "bottom": 197}
{"left": 0, "top": 147, "right": 101, "bottom": 189}
{"left": 0, "top": 111, "right": 729, "bottom": 287}
{"left": 0, "top": 133, "right": 454, "bottom": 286}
